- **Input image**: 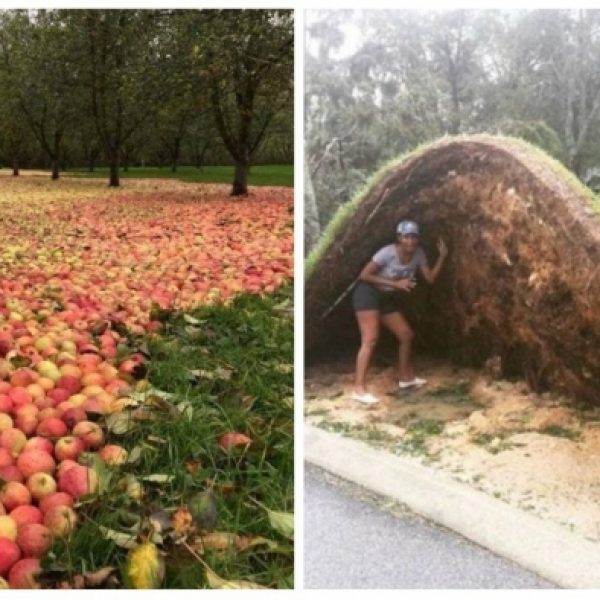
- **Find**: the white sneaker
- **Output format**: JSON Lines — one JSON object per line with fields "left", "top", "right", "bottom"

{"left": 399, "top": 377, "right": 427, "bottom": 389}
{"left": 351, "top": 391, "right": 379, "bottom": 405}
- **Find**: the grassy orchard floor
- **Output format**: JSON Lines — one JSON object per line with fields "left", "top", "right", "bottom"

{"left": 48, "top": 287, "right": 294, "bottom": 589}
{"left": 65, "top": 165, "right": 294, "bottom": 188}
{"left": 0, "top": 174, "right": 293, "bottom": 588}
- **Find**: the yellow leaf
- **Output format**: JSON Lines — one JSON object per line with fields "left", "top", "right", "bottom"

{"left": 126, "top": 542, "right": 165, "bottom": 589}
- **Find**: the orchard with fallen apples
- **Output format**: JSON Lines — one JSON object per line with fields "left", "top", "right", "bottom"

{"left": 0, "top": 182, "right": 293, "bottom": 588}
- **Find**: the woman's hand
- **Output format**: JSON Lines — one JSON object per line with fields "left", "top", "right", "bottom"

{"left": 437, "top": 238, "right": 448, "bottom": 259}
{"left": 394, "top": 278, "right": 416, "bottom": 292}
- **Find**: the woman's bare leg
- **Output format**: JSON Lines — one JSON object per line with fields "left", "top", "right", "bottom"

{"left": 381, "top": 311, "right": 414, "bottom": 381}
{"left": 354, "top": 310, "right": 380, "bottom": 393}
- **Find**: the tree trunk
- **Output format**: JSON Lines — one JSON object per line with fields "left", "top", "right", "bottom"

{"left": 171, "top": 138, "right": 181, "bottom": 173}
{"left": 231, "top": 160, "right": 249, "bottom": 196}
{"left": 88, "top": 158, "right": 95, "bottom": 172}
{"left": 12, "top": 157, "right": 19, "bottom": 177}
{"left": 195, "top": 142, "right": 209, "bottom": 169}
{"left": 109, "top": 154, "right": 120, "bottom": 187}
{"left": 50, "top": 132, "right": 62, "bottom": 180}
{"left": 51, "top": 158, "right": 60, "bottom": 180}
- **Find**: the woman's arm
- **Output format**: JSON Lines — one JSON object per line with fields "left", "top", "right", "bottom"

{"left": 359, "top": 261, "right": 415, "bottom": 292}
{"left": 419, "top": 238, "right": 448, "bottom": 284}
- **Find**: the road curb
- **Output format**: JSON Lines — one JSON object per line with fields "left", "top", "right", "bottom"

{"left": 305, "top": 425, "right": 600, "bottom": 589}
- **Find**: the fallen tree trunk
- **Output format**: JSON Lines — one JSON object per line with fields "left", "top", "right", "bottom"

{"left": 305, "top": 134, "right": 600, "bottom": 403}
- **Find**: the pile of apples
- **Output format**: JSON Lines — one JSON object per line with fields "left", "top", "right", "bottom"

{"left": 0, "top": 190, "right": 293, "bottom": 335}
{"left": 0, "top": 315, "right": 139, "bottom": 588}
{"left": 0, "top": 187, "right": 293, "bottom": 587}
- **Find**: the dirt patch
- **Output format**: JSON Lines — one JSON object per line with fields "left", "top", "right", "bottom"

{"left": 305, "top": 355, "right": 600, "bottom": 542}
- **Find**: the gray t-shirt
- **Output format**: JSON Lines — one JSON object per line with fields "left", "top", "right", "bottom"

{"left": 372, "top": 244, "right": 428, "bottom": 292}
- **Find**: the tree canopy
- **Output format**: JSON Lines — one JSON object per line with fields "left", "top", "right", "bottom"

{"left": 305, "top": 9, "right": 600, "bottom": 248}
{"left": 0, "top": 9, "right": 293, "bottom": 193}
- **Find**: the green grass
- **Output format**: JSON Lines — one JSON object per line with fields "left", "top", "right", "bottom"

{"left": 65, "top": 165, "right": 294, "bottom": 188}
{"left": 398, "top": 418, "right": 444, "bottom": 455}
{"left": 424, "top": 380, "right": 482, "bottom": 407}
{"left": 539, "top": 424, "right": 580, "bottom": 441}
{"left": 305, "top": 133, "right": 600, "bottom": 277}
{"left": 43, "top": 286, "right": 293, "bottom": 589}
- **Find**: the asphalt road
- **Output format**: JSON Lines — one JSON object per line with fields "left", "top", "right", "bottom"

{"left": 304, "top": 464, "right": 555, "bottom": 589}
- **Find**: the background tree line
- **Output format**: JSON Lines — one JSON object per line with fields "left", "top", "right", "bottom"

{"left": 305, "top": 9, "right": 600, "bottom": 249}
{"left": 0, "top": 8, "right": 293, "bottom": 194}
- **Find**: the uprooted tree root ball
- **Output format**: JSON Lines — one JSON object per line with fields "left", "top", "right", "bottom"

{"left": 306, "top": 134, "right": 600, "bottom": 403}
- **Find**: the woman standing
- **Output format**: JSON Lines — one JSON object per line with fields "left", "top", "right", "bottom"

{"left": 351, "top": 220, "right": 448, "bottom": 404}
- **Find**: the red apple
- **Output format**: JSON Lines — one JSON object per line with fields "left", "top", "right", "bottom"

{"left": 9, "top": 505, "right": 43, "bottom": 527}
{"left": 0, "top": 483, "right": 31, "bottom": 512}
{"left": 58, "top": 464, "right": 99, "bottom": 498}
{"left": 0, "top": 538, "right": 20, "bottom": 576}
{"left": 0, "top": 466, "right": 23, "bottom": 483}
{"left": 8, "top": 557, "right": 41, "bottom": 589}
{"left": 38, "top": 492, "right": 73, "bottom": 515}
{"left": 61, "top": 407, "right": 86, "bottom": 429}
{"left": 35, "top": 417, "right": 67, "bottom": 439}
{"left": 72, "top": 420, "right": 104, "bottom": 448}
{"left": 23, "top": 437, "right": 54, "bottom": 455}
{"left": 55, "top": 460, "right": 78, "bottom": 479}
{"left": 16, "top": 523, "right": 51, "bottom": 557}
{"left": 16, "top": 451, "right": 55, "bottom": 479}
{"left": 0, "top": 429, "right": 26, "bottom": 458}
{"left": 55, "top": 375, "right": 81, "bottom": 396}
{"left": 54, "top": 437, "right": 85, "bottom": 462}
{"left": 0, "top": 448, "right": 13, "bottom": 469}
{"left": 98, "top": 444, "right": 128, "bottom": 466}
{"left": 14, "top": 415, "right": 38, "bottom": 436}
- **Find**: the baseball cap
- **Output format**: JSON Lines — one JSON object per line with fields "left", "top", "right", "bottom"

{"left": 396, "top": 220, "right": 420, "bottom": 236}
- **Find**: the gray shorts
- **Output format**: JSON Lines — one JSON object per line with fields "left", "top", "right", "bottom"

{"left": 351, "top": 281, "right": 405, "bottom": 314}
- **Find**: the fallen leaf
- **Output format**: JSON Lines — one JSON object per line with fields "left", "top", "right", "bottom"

{"left": 183, "top": 314, "right": 201, "bottom": 325}
{"left": 106, "top": 412, "right": 135, "bottom": 435}
{"left": 126, "top": 543, "right": 165, "bottom": 589}
{"left": 171, "top": 506, "right": 194, "bottom": 534}
{"left": 185, "top": 459, "right": 202, "bottom": 474}
{"left": 126, "top": 446, "right": 143, "bottom": 464}
{"left": 99, "top": 526, "right": 138, "bottom": 549}
{"left": 192, "top": 532, "right": 287, "bottom": 555}
{"left": 204, "top": 565, "right": 268, "bottom": 590}
{"left": 266, "top": 509, "right": 294, "bottom": 539}
{"left": 142, "top": 473, "right": 174, "bottom": 483}
{"left": 131, "top": 407, "right": 158, "bottom": 422}
{"left": 84, "top": 566, "right": 117, "bottom": 587}
{"left": 177, "top": 401, "right": 194, "bottom": 421}
{"left": 217, "top": 432, "right": 252, "bottom": 449}
{"left": 189, "top": 489, "right": 218, "bottom": 530}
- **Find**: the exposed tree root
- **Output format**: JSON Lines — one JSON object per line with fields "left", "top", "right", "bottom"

{"left": 306, "top": 135, "right": 600, "bottom": 403}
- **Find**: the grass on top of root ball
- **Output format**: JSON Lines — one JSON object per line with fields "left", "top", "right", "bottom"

{"left": 43, "top": 286, "right": 293, "bottom": 590}
{"left": 65, "top": 165, "right": 294, "bottom": 187}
